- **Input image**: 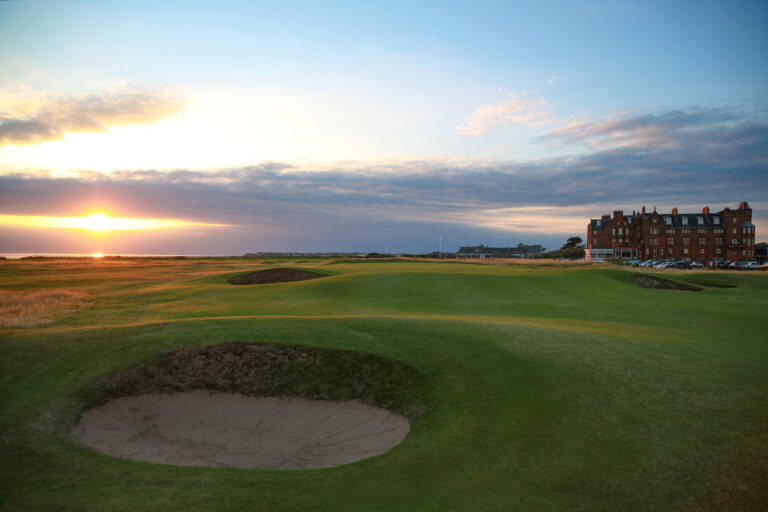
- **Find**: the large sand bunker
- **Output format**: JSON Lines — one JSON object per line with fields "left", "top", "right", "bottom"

{"left": 74, "top": 391, "right": 409, "bottom": 469}
{"left": 227, "top": 268, "right": 328, "bottom": 285}
{"left": 72, "top": 343, "right": 426, "bottom": 470}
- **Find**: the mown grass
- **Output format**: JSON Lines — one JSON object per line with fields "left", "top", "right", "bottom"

{"left": 0, "top": 258, "right": 767, "bottom": 511}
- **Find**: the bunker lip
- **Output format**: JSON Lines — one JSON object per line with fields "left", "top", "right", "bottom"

{"left": 227, "top": 268, "right": 328, "bottom": 285}
{"left": 629, "top": 273, "right": 703, "bottom": 292}
{"left": 73, "top": 390, "right": 410, "bottom": 470}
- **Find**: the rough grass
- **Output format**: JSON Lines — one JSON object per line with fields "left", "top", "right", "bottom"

{"left": 0, "top": 289, "right": 92, "bottom": 327}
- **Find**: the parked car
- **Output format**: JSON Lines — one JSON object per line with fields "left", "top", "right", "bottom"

{"left": 691, "top": 261, "right": 704, "bottom": 269}
{"left": 746, "top": 261, "right": 761, "bottom": 270}
{"left": 671, "top": 261, "right": 692, "bottom": 269}
{"left": 729, "top": 261, "right": 747, "bottom": 270}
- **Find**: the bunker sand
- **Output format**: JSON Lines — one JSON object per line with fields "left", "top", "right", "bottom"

{"left": 74, "top": 391, "right": 410, "bottom": 469}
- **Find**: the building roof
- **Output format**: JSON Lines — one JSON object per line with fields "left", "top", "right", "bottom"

{"left": 591, "top": 212, "right": 726, "bottom": 230}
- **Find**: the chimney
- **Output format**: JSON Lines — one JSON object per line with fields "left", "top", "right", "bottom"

{"left": 613, "top": 210, "right": 623, "bottom": 219}
{"left": 641, "top": 205, "right": 646, "bottom": 214}
{"left": 702, "top": 206, "right": 709, "bottom": 214}
{"left": 672, "top": 207, "right": 678, "bottom": 216}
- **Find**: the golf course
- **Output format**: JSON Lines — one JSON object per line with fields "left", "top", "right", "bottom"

{"left": 1, "top": 257, "right": 766, "bottom": 511}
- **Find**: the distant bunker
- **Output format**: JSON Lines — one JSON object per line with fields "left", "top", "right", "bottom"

{"left": 629, "top": 273, "right": 703, "bottom": 292}
{"left": 73, "top": 343, "right": 424, "bottom": 470}
{"left": 227, "top": 268, "right": 328, "bottom": 285}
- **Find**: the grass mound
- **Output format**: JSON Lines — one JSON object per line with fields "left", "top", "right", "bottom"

{"left": 82, "top": 343, "right": 427, "bottom": 421}
{"left": 629, "top": 273, "right": 703, "bottom": 291}
{"left": 227, "top": 268, "right": 328, "bottom": 285}
{"left": 681, "top": 275, "right": 739, "bottom": 288}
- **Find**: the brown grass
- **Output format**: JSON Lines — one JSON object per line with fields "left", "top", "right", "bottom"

{"left": 0, "top": 289, "right": 93, "bottom": 328}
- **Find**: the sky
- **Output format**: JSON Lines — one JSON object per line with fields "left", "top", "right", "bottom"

{"left": 1, "top": 0, "right": 766, "bottom": 255}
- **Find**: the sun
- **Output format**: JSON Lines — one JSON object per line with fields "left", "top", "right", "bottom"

{"left": 91, "top": 253, "right": 104, "bottom": 258}
{"left": 85, "top": 213, "right": 112, "bottom": 232}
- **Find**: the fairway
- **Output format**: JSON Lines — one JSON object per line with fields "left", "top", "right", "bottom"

{"left": 1, "top": 258, "right": 767, "bottom": 511}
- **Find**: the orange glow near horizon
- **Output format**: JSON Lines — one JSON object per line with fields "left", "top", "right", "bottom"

{"left": 0, "top": 213, "right": 229, "bottom": 231}
{"left": 92, "top": 253, "right": 104, "bottom": 258}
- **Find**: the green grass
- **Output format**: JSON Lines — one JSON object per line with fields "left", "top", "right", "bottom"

{"left": 1, "top": 259, "right": 767, "bottom": 511}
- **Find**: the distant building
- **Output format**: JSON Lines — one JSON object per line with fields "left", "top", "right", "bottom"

{"left": 456, "top": 243, "right": 546, "bottom": 259}
{"left": 586, "top": 201, "right": 756, "bottom": 261}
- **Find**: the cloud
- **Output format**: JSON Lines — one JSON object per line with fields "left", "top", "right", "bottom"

{"left": 546, "top": 76, "right": 562, "bottom": 86}
{"left": 456, "top": 93, "right": 550, "bottom": 136}
{"left": 544, "top": 107, "right": 742, "bottom": 150}
{"left": 0, "top": 106, "right": 765, "bottom": 253}
{"left": 0, "top": 91, "right": 184, "bottom": 145}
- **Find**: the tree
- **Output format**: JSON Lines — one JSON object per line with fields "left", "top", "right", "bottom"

{"left": 561, "top": 236, "right": 583, "bottom": 251}
{"left": 544, "top": 236, "right": 585, "bottom": 259}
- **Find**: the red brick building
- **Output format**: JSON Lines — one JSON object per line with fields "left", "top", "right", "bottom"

{"left": 586, "top": 201, "right": 756, "bottom": 261}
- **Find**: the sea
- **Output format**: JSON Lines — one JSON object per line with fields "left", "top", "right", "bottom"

{"left": 0, "top": 253, "right": 230, "bottom": 259}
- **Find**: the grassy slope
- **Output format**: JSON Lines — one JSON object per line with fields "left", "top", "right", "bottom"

{"left": 0, "top": 260, "right": 767, "bottom": 511}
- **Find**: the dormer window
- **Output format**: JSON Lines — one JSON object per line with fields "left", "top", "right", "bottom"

{"left": 682, "top": 217, "right": 688, "bottom": 225}
{"left": 697, "top": 216, "right": 703, "bottom": 224}
{"left": 714, "top": 217, "right": 720, "bottom": 224}
{"left": 664, "top": 217, "right": 671, "bottom": 225}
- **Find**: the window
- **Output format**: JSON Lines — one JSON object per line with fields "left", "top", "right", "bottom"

{"left": 716, "top": 248, "right": 721, "bottom": 254}
{"left": 716, "top": 237, "right": 723, "bottom": 245}
{"left": 611, "top": 228, "right": 615, "bottom": 235}
{"left": 682, "top": 217, "right": 688, "bottom": 225}
{"left": 653, "top": 218, "right": 658, "bottom": 223}
{"left": 699, "top": 237, "right": 706, "bottom": 245}
{"left": 684, "top": 248, "right": 689, "bottom": 254}
{"left": 667, "top": 237, "right": 674, "bottom": 245}
{"left": 697, "top": 229, "right": 706, "bottom": 234}
{"left": 650, "top": 227, "right": 661, "bottom": 234}
{"left": 714, "top": 217, "right": 720, "bottom": 224}
{"left": 732, "top": 228, "right": 737, "bottom": 234}
{"left": 732, "top": 239, "right": 738, "bottom": 244}
{"left": 714, "top": 228, "right": 723, "bottom": 234}
{"left": 681, "top": 229, "right": 691, "bottom": 234}
{"left": 733, "top": 218, "right": 737, "bottom": 224}
{"left": 618, "top": 228, "right": 622, "bottom": 235}
{"left": 593, "top": 230, "right": 597, "bottom": 235}
{"left": 700, "top": 248, "right": 705, "bottom": 254}
{"left": 683, "top": 237, "right": 690, "bottom": 246}
{"left": 668, "top": 248, "right": 673, "bottom": 254}
{"left": 742, "top": 249, "right": 746, "bottom": 256}
{"left": 697, "top": 216, "right": 703, "bottom": 224}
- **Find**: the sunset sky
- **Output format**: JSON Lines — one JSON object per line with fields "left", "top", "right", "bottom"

{"left": 1, "top": 0, "right": 766, "bottom": 255}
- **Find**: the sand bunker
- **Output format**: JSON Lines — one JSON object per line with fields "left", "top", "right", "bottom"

{"left": 74, "top": 390, "right": 410, "bottom": 470}
{"left": 227, "top": 268, "right": 328, "bottom": 285}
